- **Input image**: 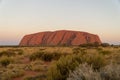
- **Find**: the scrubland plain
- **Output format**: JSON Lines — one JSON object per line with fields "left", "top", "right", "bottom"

{"left": 0, "top": 46, "right": 119, "bottom": 80}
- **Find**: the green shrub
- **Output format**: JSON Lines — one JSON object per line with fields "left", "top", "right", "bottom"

{"left": 47, "top": 53, "right": 106, "bottom": 80}
{"left": 41, "top": 53, "right": 54, "bottom": 61}
{"left": 52, "top": 52, "right": 62, "bottom": 60}
{"left": 82, "top": 53, "right": 106, "bottom": 70}
{"left": 29, "top": 51, "right": 44, "bottom": 61}
{"left": 41, "top": 52, "right": 62, "bottom": 61}
{"left": 0, "top": 56, "right": 13, "bottom": 67}
{"left": 29, "top": 51, "right": 62, "bottom": 61}
{"left": 47, "top": 55, "right": 79, "bottom": 80}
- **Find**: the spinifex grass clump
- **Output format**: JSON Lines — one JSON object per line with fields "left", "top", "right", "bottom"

{"left": 29, "top": 51, "right": 44, "bottom": 61}
{"left": 81, "top": 53, "right": 106, "bottom": 70}
{"left": 12, "top": 49, "right": 24, "bottom": 55}
{"left": 30, "top": 60, "right": 48, "bottom": 72}
{"left": 41, "top": 52, "right": 62, "bottom": 61}
{"left": 41, "top": 53, "right": 56, "bottom": 61}
{"left": 0, "top": 49, "right": 24, "bottom": 57}
{"left": 29, "top": 51, "right": 62, "bottom": 61}
{"left": 72, "top": 47, "right": 87, "bottom": 54}
{"left": 47, "top": 55, "right": 79, "bottom": 80}
{"left": 0, "top": 50, "right": 16, "bottom": 57}
{"left": 0, "top": 56, "right": 13, "bottom": 67}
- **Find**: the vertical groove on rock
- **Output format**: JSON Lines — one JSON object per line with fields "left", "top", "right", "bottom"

{"left": 49, "top": 32, "right": 57, "bottom": 45}
{"left": 67, "top": 32, "right": 76, "bottom": 45}
{"left": 58, "top": 31, "right": 66, "bottom": 45}
{"left": 41, "top": 32, "right": 52, "bottom": 46}
{"left": 41, "top": 33, "right": 46, "bottom": 45}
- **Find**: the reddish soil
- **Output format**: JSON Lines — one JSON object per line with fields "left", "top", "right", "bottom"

{"left": 21, "top": 57, "right": 30, "bottom": 64}
{"left": 13, "top": 70, "right": 39, "bottom": 80}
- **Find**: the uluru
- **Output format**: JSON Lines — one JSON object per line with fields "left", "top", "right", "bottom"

{"left": 19, "top": 30, "right": 101, "bottom": 46}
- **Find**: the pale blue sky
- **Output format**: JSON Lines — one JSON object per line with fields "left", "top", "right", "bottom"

{"left": 0, "top": 0, "right": 120, "bottom": 45}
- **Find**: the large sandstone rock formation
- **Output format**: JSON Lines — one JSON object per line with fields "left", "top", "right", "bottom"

{"left": 19, "top": 30, "right": 101, "bottom": 46}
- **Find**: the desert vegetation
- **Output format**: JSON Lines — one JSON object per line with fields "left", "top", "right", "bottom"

{"left": 0, "top": 46, "right": 119, "bottom": 80}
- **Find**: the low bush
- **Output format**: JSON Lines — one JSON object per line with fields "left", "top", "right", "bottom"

{"left": 47, "top": 55, "right": 80, "bottom": 80}
{"left": 13, "top": 49, "right": 24, "bottom": 55}
{"left": 0, "top": 50, "right": 15, "bottom": 57}
{"left": 0, "top": 49, "right": 24, "bottom": 57}
{"left": 29, "top": 51, "right": 62, "bottom": 61}
{"left": 41, "top": 52, "right": 62, "bottom": 61}
{"left": 29, "top": 51, "right": 44, "bottom": 61}
{"left": 30, "top": 61, "right": 48, "bottom": 72}
{"left": 0, "top": 56, "right": 13, "bottom": 67}
{"left": 100, "top": 63, "right": 120, "bottom": 80}
{"left": 41, "top": 53, "right": 54, "bottom": 61}
{"left": 47, "top": 52, "right": 106, "bottom": 80}
{"left": 67, "top": 63, "right": 101, "bottom": 80}
{"left": 73, "top": 47, "right": 87, "bottom": 54}
{"left": 51, "top": 52, "right": 62, "bottom": 60}
{"left": 82, "top": 53, "right": 106, "bottom": 70}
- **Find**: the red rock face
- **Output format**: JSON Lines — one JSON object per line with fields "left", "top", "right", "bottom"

{"left": 19, "top": 30, "right": 102, "bottom": 46}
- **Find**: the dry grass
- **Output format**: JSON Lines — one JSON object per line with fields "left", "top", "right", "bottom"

{"left": 67, "top": 63, "right": 101, "bottom": 80}
{"left": 67, "top": 63, "right": 120, "bottom": 80}
{"left": 0, "top": 46, "right": 119, "bottom": 80}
